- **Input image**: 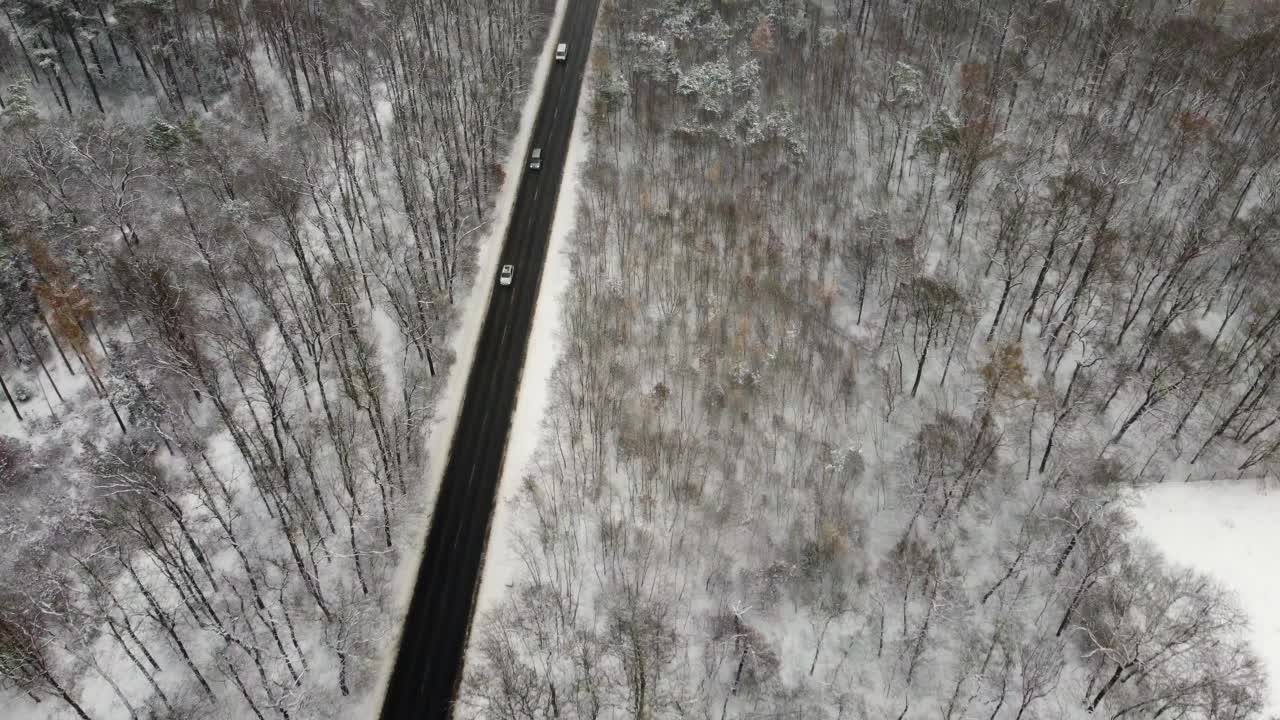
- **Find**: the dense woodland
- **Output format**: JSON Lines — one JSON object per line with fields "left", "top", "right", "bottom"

{"left": 0, "top": 0, "right": 551, "bottom": 717}
{"left": 463, "top": 0, "right": 1280, "bottom": 718}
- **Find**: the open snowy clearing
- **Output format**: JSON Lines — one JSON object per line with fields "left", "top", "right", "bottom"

{"left": 1133, "top": 480, "right": 1280, "bottom": 714}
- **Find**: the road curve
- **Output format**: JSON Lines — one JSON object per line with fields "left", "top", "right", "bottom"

{"left": 378, "top": 1, "right": 601, "bottom": 718}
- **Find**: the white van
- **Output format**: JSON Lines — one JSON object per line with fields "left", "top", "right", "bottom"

{"left": 555, "top": 43, "right": 568, "bottom": 62}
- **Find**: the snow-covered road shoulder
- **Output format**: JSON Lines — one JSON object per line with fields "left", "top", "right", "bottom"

{"left": 357, "top": 0, "right": 572, "bottom": 713}
{"left": 467, "top": 33, "right": 597, "bottom": 624}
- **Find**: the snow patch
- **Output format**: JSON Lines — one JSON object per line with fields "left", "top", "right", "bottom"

{"left": 1133, "top": 479, "right": 1280, "bottom": 714}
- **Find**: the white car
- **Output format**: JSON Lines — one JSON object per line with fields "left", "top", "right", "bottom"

{"left": 499, "top": 264, "right": 514, "bottom": 286}
{"left": 529, "top": 147, "right": 542, "bottom": 170}
{"left": 555, "top": 43, "right": 568, "bottom": 62}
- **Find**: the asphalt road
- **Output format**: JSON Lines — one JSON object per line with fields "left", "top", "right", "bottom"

{"left": 378, "top": 1, "right": 601, "bottom": 718}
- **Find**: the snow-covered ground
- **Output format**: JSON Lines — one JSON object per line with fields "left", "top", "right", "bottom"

{"left": 3, "top": 2, "right": 570, "bottom": 719}
{"left": 457, "top": 1, "right": 1276, "bottom": 715}
{"left": 1133, "top": 480, "right": 1280, "bottom": 714}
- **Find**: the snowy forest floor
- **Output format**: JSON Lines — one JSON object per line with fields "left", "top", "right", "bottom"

{"left": 458, "top": 1, "right": 1280, "bottom": 719}
{"left": 0, "top": 0, "right": 564, "bottom": 718}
